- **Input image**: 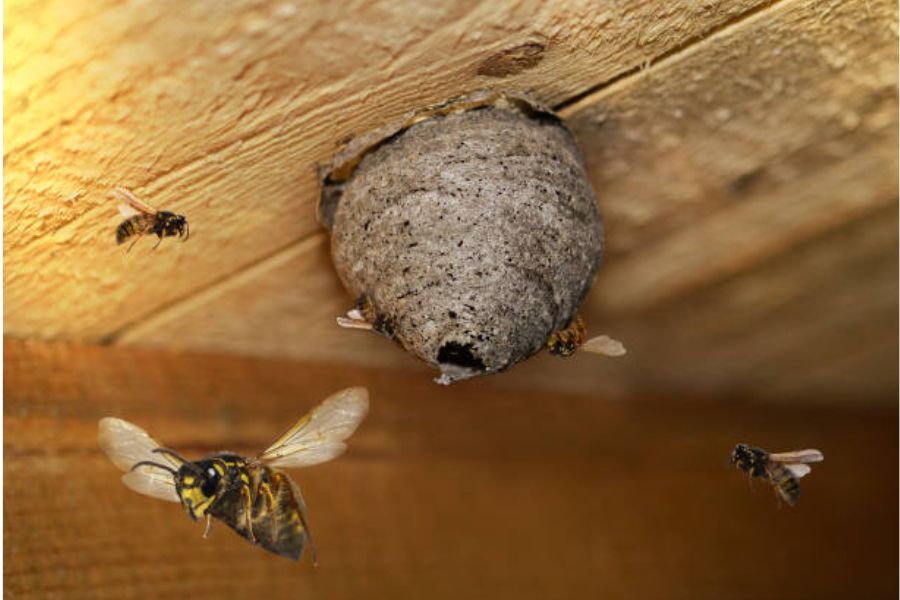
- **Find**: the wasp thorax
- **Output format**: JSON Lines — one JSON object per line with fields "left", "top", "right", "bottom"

{"left": 320, "top": 91, "right": 604, "bottom": 384}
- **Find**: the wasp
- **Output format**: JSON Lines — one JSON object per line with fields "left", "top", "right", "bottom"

{"left": 336, "top": 294, "right": 396, "bottom": 338}
{"left": 547, "top": 315, "right": 626, "bottom": 358}
{"left": 731, "top": 443, "right": 824, "bottom": 506}
{"left": 113, "top": 187, "right": 189, "bottom": 251}
{"left": 98, "top": 387, "right": 369, "bottom": 562}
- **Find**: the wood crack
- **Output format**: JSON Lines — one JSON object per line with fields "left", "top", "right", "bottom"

{"left": 554, "top": 0, "right": 785, "bottom": 113}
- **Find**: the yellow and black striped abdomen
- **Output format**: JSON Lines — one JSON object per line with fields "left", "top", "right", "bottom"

{"left": 249, "top": 467, "right": 312, "bottom": 561}
{"left": 767, "top": 463, "right": 801, "bottom": 506}
{"left": 116, "top": 215, "right": 153, "bottom": 244}
{"left": 205, "top": 463, "right": 312, "bottom": 561}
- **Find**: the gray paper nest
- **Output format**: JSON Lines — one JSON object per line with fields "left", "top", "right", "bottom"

{"left": 319, "top": 90, "right": 603, "bottom": 384}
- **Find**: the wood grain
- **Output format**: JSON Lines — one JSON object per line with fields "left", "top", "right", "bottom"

{"left": 113, "top": 0, "right": 898, "bottom": 402}
{"left": 5, "top": 338, "right": 898, "bottom": 599}
{"left": 568, "top": 0, "right": 898, "bottom": 311}
{"left": 507, "top": 203, "right": 899, "bottom": 403}
{"left": 4, "top": 0, "right": 768, "bottom": 340}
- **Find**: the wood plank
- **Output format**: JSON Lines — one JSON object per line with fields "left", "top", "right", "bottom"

{"left": 117, "top": 232, "right": 426, "bottom": 373}
{"left": 507, "top": 203, "right": 899, "bottom": 403}
{"left": 5, "top": 339, "right": 898, "bottom": 599}
{"left": 3, "top": 0, "right": 768, "bottom": 340}
{"left": 113, "top": 0, "right": 898, "bottom": 402}
{"left": 563, "top": 0, "right": 898, "bottom": 269}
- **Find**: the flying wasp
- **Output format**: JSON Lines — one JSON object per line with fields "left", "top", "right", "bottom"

{"left": 546, "top": 315, "right": 627, "bottom": 358}
{"left": 730, "top": 443, "right": 824, "bottom": 506}
{"left": 98, "top": 387, "right": 369, "bottom": 562}
{"left": 113, "top": 187, "right": 189, "bottom": 251}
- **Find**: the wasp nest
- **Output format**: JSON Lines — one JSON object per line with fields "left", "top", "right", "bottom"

{"left": 319, "top": 91, "right": 603, "bottom": 384}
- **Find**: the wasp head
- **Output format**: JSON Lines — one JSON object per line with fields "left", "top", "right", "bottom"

{"left": 175, "top": 459, "right": 224, "bottom": 520}
{"left": 158, "top": 212, "right": 190, "bottom": 240}
{"left": 731, "top": 443, "right": 767, "bottom": 477}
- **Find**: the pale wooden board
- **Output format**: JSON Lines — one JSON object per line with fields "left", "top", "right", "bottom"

{"left": 507, "top": 203, "right": 900, "bottom": 403}
{"left": 567, "top": 0, "right": 899, "bottom": 311}
{"left": 5, "top": 339, "right": 898, "bottom": 599}
{"left": 114, "top": 0, "right": 898, "bottom": 402}
{"left": 117, "top": 231, "right": 427, "bottom": 373}
{"left": 3, "top": 0, "right": 769, "bottom": 340}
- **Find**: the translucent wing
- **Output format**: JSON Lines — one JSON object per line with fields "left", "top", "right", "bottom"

{"left": 783, "top": 463, "right": 812, "bottom": 479}
{"left": 112, "top": 187, "right": 157, "bottom": 215}
{"left": 258, "top": 387, "right": 369, "bottom": 468}
{"left": 118, "top": 203, "right": 141, "bottom": 219}
{"left": 769, "top": 449, "right": 824, "bottom": 464}
{"left": 120, "top": 467, "right": 180, "bottom": 502}
{"left": 582, "top": 335, "right": 627, "bottom": 357}
{"left": 98, "top": 417, "right": 180, "bottom": 503}
{"left": 336, "top": 308, "right": 373, "bottom": 330}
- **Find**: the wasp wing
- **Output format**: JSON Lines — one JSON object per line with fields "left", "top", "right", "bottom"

{"left": 336, "top": 316, "right": 374, "bottom": 330}
{"left": 119, "top": 467, "right": 180, "bottom": 503}
{"left": 769, "top": 449, "right": 823, "bottom": 464}
{"left": 258, "top": 387, "right": 369, "bottom": 468}
{"left": 112, "top": 187, "right": 157, "bottom": 215}
{"left": 783, "top": 463, "right": 812, "bottom": 479}
{"left": 98, "top": 417, "right": 180, "bottom": 503}
{"left": 582, "top": 335, "right": 627, "bottom": 357}
{"left": 117, "top": 204, "right": 141, "bottom": 219}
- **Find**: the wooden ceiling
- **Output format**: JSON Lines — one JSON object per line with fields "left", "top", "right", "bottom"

{"left": 4, "top": 0, "right": 898, "bottom": 403}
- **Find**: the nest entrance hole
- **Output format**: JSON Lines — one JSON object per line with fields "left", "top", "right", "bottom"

{"left": 437, "top": 342, "right": 486, "bottom": 372}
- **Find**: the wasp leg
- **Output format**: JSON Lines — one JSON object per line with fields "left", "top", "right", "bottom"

{"left": 766, "top": 474, "right": 784, "bottom": 509}
{"left": 240, "top": 484, "right": 256, "bottom": 543}
{"left": 259, "top": 482, "right": 277, "bottom": 512}
{"left": 152, "top": 235, "right": 163, "bottom": 250}
{"left": 258, "top": 481, "right": 279, "bottom": 541}
{"left": 126, "top": 236, "right": 141, "bottom": 253}
{"left": 203, "top": 514, "right": 213, "bottom": 539}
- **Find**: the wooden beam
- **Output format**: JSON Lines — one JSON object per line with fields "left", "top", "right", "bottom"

{"left": 5, "top": 339, "right": 898, "bottom": 598}
{"left": 4, "top": 0, "right": 769, "bottom": 340}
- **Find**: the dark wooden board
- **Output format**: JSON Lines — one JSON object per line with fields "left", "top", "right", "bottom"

{"left": 4, "top": 339, "right": 897, "bottom": 599}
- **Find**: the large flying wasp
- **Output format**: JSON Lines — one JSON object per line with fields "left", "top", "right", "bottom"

{"left": 113, "top": 187, "right": 189, "bottom": 251}
{"left": 98, "top": 387, "right": 369, "bottom": 561}
{"left": 731, "top": 443, "right": 824, "bottom": 506}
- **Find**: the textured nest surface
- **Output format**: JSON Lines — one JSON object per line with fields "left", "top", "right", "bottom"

{"left": 320, "top": 92, "right": 603, "bottom": 383}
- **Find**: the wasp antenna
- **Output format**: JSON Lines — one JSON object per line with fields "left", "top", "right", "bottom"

{"left": 129, "top": 460, "right": 178, "bottom": 477}
{"left": 152, "top": 447, "right": 193, "bottom": 466}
